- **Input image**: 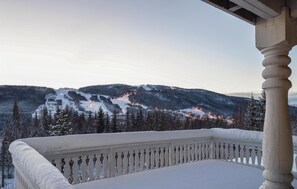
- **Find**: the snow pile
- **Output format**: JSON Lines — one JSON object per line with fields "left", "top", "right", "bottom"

{"left": 9, "top": 141, "right": 74, "bottom": 189}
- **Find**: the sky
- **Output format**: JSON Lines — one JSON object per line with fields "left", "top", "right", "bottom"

{"left": 0, "top": 0, "right": 296, "bottom": 93}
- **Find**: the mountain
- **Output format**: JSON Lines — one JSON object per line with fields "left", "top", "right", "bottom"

{"left": 32, "top": 84, "right": 249, "bottom": 117}
{"left": 0, "top": 84, "right": 250, "bottom": 129}
{"left": 0, "top": 85, "right": 55, "bottom": 128}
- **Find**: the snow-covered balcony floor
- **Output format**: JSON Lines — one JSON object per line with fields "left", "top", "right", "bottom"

{"left": 75, "top": 160, "right": 297, "bottom": 189}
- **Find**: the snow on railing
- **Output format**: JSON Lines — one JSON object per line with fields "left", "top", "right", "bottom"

{"left": 9, "top": 141, "right": 74, "bottom": 189}
{"left": 8, "top": 128, "right": 297, "bottom": 188}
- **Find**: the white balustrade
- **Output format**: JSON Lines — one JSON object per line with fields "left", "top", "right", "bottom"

{"left": 9, "top": 128, "right": 297, "bottom": 188}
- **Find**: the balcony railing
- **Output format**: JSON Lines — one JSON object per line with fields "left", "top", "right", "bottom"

{"left": 9, "top": 129, "right": 297, "bottom": 189}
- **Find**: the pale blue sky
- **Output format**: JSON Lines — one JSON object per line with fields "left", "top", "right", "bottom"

{"left": 0, "top": 0, "right": 296, "bottom": 93}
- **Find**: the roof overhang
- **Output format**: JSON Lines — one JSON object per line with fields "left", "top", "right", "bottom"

{"left": 202, "top": 0, "right": 297, "bottom": 25}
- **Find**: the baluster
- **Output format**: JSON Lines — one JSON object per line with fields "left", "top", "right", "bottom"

{"left": 103, "top": 154, "right": 109, "bottom": 178}
{"left": 184, "top": 145, "right": 187, "bottom": 163}
{"left": 72, "top": 157, "right": 79, "bottom": 184}
{"left": 56, "top": 158, "right": 62, "bottom": 173}
{"left": 137, "top": 149, "right": 142, "bottom": 172}
{"left": 245, "top": 145, "right": 251, "bottom": 165}
{"left": 86, "top": 156, "right": 91, "bottom": 181}
{"left": 63, "top": 158, "right": 71, "bottom": 182}
{"left": 87, "top": 155, "right": 95, "bottom": 181}
{"left": 175, "top": 146, "right": 179, "bottom": 165}
{"left": 160, "top": 147, "right": 164, "bottom": 167}
{"left": 229, "top": 144, "right": 234, "bottom": 162}
{"left": 155, "top": 148, "right": 160, "bottom": 168}
{"left": 95, "top": 154, "right": 102, "bottom": 179}
{"left": 177, "top": 145, "right": 182, "bottom": 164}
{"left": 182, "top": 145, "right": 186, "bottom": 163}
{"left": 240, "top": 144, "right": 244, "bottom": 163}
{"left": 219, "top": 142, "right": 223, "bottom": 159}
{"left": 205, "top": 143, "right": 209, "bottom": 159}
{"left": 135, "top": 150, "right": 140, "bottom": 172}
{"left": 215, "top": 142, "right": 219, "bottom": 159}
{"left": 108, "top": 149, "right": 116, "bottom": 177}
{"left": 150, "top": 148, "right": 155, "bottom": 169}
{"left": 81, "top": 155, "right": 88, "bottom": 182}
{"left": 128, "top": 150, "right": 134, "bottom": 173}
{"left": 256, "top": 147, "right": 262, "bottom": 167}
{"left": 202, "top": 143, "right": 206, "bottom": 160}
{"left": 145, "top": 148, "right": 150, "bottom": 170}
{"left": 251, "top": 146, "right": 256, "bottom": 166}
{"left": 224, "top": 143, "right": 229, "bottom": 160}
{"left": 186, "top": 144, "right": 190, "bottom": 162}
{"left": 122, "top": 151, "right": 128, "bottom": 175}
{"left": 165, "top": 146, "right": 169, "bottom": 166}
{"left": 234, "top": 144, "right": 239, "bottom": 163}
{"left": 139, "top": 149, "right": 145, "bottom": 171}
{"left": 189, "top": 144, "right": 193, "bottom": 162}
{"left": 198, "top": 143, "right": 202, "bottom": 160}
{"left": 194, "top": 143, "right": 198, "bottom": 161}
{"left": 116, "top": 152, "right": 122, "bottom": 175}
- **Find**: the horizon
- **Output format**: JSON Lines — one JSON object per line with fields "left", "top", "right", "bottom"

{"left": 1, "top": 0, "right": 297, "bottom": 93}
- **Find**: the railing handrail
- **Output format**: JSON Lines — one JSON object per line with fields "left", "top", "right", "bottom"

{"left": 18, "top": 128, "right": 263, "bottom": 155}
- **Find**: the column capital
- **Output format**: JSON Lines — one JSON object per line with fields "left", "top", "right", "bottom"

{"left": 256, "top": 7, "right": 297, "bottom": 51}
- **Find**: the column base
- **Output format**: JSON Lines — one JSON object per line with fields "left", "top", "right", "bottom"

{"left": 259, "top": 181, "right": 293, "bottom": 189}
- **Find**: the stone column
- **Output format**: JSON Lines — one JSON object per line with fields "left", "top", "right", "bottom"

{"left": 256, "top": 7, "right": 297, "bottom": 189}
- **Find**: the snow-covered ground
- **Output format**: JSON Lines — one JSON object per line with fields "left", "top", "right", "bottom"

{"left": 74, "top": 160, "right": 297, "bottom": 189}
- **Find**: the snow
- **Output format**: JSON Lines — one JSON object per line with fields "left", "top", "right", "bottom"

{"left": 80, "top": 100, "right": 109, "bottom": 114}
{"left": 20, "top": 128, "right": 263, "bottom": 155}
{"left": 181, "top": 107, "right": 206, "bottom": 117}
{"left": 9, "top": 141, "right": 74, "bottom": 189}
{"left": 74, "top": 160, "right": 297, "bottom": 189}
{"left": 10, "top": 129, "right": 297, "bottom": 188}
{"left": 34, "top": 88, "right": 115, "bottom": 116}
{"left": 111, "top": 94, "right": 132, "bottom": 113}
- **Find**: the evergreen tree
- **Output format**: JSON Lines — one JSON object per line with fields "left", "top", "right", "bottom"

{"left": 125, "top": 109, "right": 132, "bottom": 131}
{"left": 184, "top": 117, "right": 191, "bottom": 130}
{"left": 40, "top": 107, "right": 51, "bottom": 136}
{"left": 87, "top": 112, "right": 95, "bottom": 133}
{"left": 95, "top": 107, "right": 105, "bottom": 133}
{"left": 105, "top": 112, "right": 110, "bottom": 133}
{"left": 29, "top": 112, "right": 42, "bottom": 137}
{"left": 51, "top": 108, "right": 72, "bottom": 136}
{"left": 136, "top": 108, "right": 144, "bottom": 131}
{"left": 145, "top": 112, "right": 154, "bottom": 131}
{"left": 11, "top": 101, "right": 22, "bottom": 140}
{"left": 232, "top": 105, "right": 245, "bottom": 129}
{"left": 131, "top": 111, "right": 137, "bottom": 131}
{"left": 244, "top": 94, "right": 257, "bottom": 130}
{"left": 111, "top": 110, "right": 118, "bottom": 133}
{"left": 255, "top": 90, "right": 266, "bottom": 131}
{"left": 78, "top": 113, "right": 86, "bottom": 133}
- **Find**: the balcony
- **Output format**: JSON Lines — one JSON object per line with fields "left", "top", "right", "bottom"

{"left": 9, "top": 128, "right": 297, "bottom": 189}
